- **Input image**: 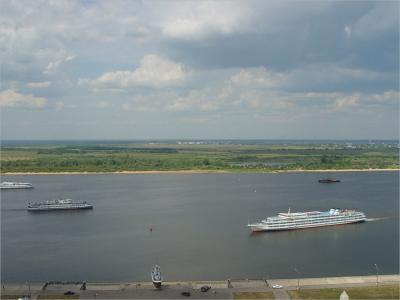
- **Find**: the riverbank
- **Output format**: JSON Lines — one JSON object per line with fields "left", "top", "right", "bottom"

{"left": 2, "top": 141, "right": 399, "bottom": 175}
{"left": 2, "top": 168, "right": 399, "bottom": 175}
{"left": 2, "top": 275, "right": 399, "bottom": 299}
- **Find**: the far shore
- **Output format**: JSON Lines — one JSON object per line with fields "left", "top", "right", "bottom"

{"left": 1, "top": 168, "right": 399, "bottom": 175}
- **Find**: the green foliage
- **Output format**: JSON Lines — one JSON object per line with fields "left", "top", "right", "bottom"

{"left": 288, "top": 285, "right": 399, "bottom": 299}
{"left": 1, "top": 143, "right": 398, "bottom": 173}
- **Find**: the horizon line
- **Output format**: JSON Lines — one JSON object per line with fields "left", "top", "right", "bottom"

{"left": 1, "top": 138, "right": 399, "bottom": 142}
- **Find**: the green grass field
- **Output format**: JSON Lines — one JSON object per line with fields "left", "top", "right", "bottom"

{"left": 288, "top": 285, "right": 399, "bottom": 299}
{"left": 1, "top": 141, "right": 398, "bottom": 173}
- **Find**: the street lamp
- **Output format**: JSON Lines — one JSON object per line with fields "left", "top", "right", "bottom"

{"left": 25, "top": 281, "right": 31, "bottom": 297}
{"left": 374, "top": 264, "right": 379, "bottom": 286}
{"left": 294, "top": 268, "right": 300, "bottom": 290}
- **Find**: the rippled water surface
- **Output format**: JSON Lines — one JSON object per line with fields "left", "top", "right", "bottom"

{"left": 1, "top": 172, "right": 398, "bottom": 282}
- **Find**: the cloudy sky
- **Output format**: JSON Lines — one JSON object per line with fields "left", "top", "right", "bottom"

{"left": 0, "top": 0, "right": 399, "bottom": 140}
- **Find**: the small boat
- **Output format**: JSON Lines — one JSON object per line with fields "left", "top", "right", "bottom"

{"left": 151, "top": 265, "right": 163, "bottom": 288}
{"left": 318, "top": 178, "right": 340, "bottom": 183}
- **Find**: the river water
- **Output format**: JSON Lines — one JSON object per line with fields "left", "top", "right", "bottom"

{"left": 1, "top": 172, "right": 398, "bottom": 282}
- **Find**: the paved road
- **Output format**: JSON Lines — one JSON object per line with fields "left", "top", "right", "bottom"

{"left": 2, "top": 275, "right": 398, "bottom": 299}
{"left": 79, "top": 287, "right": 232, "bottom": 299}
{"left": 272, "top": 289, "right": 290, "bottom": 300}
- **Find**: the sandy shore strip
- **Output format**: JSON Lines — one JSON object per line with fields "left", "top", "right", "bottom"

{"left": 1, "top": 169, "right": 399, "bottom": 175}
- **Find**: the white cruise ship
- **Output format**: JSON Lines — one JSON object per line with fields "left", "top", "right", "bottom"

{"left": 248, "top": 208, "right": 366, "bottom": 232}
{"left": 0, "top": 181, "right": 34, "bottom": 189}
{"left": 28, "top": 199, "right": 93, "bottom": 211}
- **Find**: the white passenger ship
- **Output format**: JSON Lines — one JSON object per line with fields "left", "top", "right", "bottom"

{"left": 28, "top": 199, "right": 93, "bottom": 211}
{"left": 248, "top": 208, "right": 366, "bottom": 232}
{"left": 0, "top": 182, "right": 34, "bottom": 189}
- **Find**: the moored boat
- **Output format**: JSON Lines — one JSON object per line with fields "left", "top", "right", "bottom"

{"left": 151, "top": 265, "right": 163, "bottom": 288}
{"left": 248, "top": 208, "right": 366, "bottom": 232}
{"left": 27, "top": 199, "right": 93, "bottom": 211}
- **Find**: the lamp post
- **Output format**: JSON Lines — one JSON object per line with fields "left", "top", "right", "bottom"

{"left": 294, "top": 268, "right": 300, "bottom": 290}
{"left": 374, "top": 264, "right": 379, "bottom": 286}
{"left": 26, "top": 281, "right": 31, "bottom": 297}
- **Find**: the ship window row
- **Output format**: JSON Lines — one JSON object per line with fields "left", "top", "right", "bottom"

{"left": 270, "top": 215, "right": 363, "bottom": 223}
{"left": 267, "top": 220, "right": 362, "bottom": 228}
{"left": 270, "top": 218, "right": 363, "bottom": 224}
{"left": 36, "top": 204, "right": 81, "bottom": 207}
{"left": 271, "top": 216, "right": 361, "bottom": 223}
{"left": 267, "top": 218, "right": 363, "bottom": 226}
{"left": 271, "top": 216, "right": 363, "bottom": 223}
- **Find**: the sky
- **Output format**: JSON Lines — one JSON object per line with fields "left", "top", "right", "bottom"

{"left": 0, "top": 0, "right": 399, "bottom": 140}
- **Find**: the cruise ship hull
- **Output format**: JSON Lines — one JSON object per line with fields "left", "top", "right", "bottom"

{"left": 1, "top": 185, "right": 34, "bottom": 189}
{"left": 28, "top": 205, "right": 93, "bottom": 211}
{"left": 1, "top": 182, "right": 34, "bottom": 189}
{"left": 249, "top": 218, "right": 365, "bottom": 232}
{"left": 1, "top": 187, "right": 33, "bottom": 190}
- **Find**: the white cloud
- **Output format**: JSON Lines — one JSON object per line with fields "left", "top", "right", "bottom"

{"left": 121, "top": 103, "right": 133, "bottom": 111}
{"left": 368, "top": 90, "right": 399, "bottom": 103}
{"left": 82, "top": 54, "right": 187, "bottom": 89}
{"left": 54, "top": 101, "right": 65, "bottom": 110}
{"left": 287, "top": 90, "right": 399, "bottom": 113}
{"left": 230, "top": 67, "right": 286, "bottom": 88}
{"left": 344, "top": 26, "right": 352, "bottom": 38}
{"left": 157, "top": 1, "right": 334, "bottom": 40}
{"left": 165, "top": 88, "right": 227, "bottom": 112}
{"left": 27, "top": 81, "right": 52, "bottom": 88}
{"left": 159, "top": 1, "right": 253, "bottom": 40}
{"left": 166, "top": 96, "right": 193, "bottom": 111}
{"left": 227, "top": 64, "right": 389, "bottom": 94}
{"left": 44, "top": 49, "right": 75, "bottom": 74}
{"left": 334, "top": 93, "right": 361, "bottom": 111}
{"left": 283, "top": 64, "right": 390, "bottom": 91}
{"left": 165, "top": 84, "right": 286, "bottom": 112}
{"left": 351, "top": 2, "right": 398, "bottom": 39}
{"left": 0, "top": 89, "right": 47, "bottom": 108}
{"left": 96, "top": 101, "right": 111, "bottom": 108}
{"left": 331, "top": 90, "right": 398, "bottom": 111}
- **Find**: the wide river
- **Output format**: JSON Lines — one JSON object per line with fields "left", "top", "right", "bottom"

{"left": 1, "top": 172, "right": 398, "bottom": 282}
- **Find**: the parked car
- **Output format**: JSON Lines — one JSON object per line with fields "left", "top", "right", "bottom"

{"left": 181, "top": 291, "right": 191, "bottom": 297}
{"left": 272, "top": 284, "right": 283, "bottom": 289}
{"left": 64, "top": 291, "right": 75, "bottom": 295}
